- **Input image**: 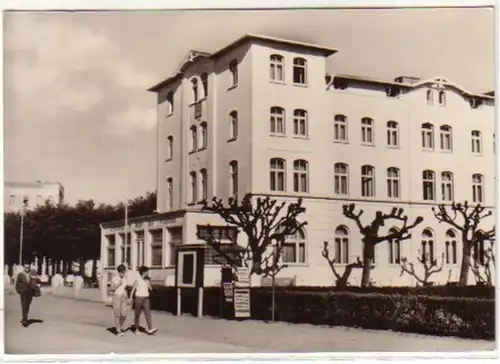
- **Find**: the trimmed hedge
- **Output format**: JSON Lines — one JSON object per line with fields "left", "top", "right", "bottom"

{"left": 150, "top": 285, "right": 495, "bottom": 340}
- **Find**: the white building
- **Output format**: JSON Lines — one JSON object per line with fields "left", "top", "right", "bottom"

{"left": 4, "top": 180, "right": 65, "bottom": 213}
{"left": 100, "top": 34, "right": 495, "bottom": 290}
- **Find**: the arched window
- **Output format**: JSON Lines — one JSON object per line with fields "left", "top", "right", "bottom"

{"left": 293, "top": 159, "right": 309, "bottom": 193}
{"left": 293, "top": 57, "right": 307, "bottom": 85}
{"left": 439, "top": 91, "right": 446, "bottom": 106}
{"left": 422, "top": 170, "right": 435, "bottom": 201}
{"left": 334, "top": 162, "right": 349, "bottom": 196}
{"left": 190, "top": 125, "right": 198, "bottom": 152}
{"left": 191, "top": 78, "right": 199, "bottom": 103}
{"left": 440, "top": 125, "right": 453, "bottom": 151}
{"left": 229, "top": 59, "right": 238, "bottom": 87}
{"left": 166, "top": 178, "right": 173, "bottom": 210}
{"left": 189, "top": 171, "right": 197, "bottom": 203}
{"left": 441, "top": 171, "right": 454, "bottom": 201}
{"left": 361, "top": 117, "right": 374, "bottom": 144}
{"left": 200, "top": 169, "right": 208, "bottom": 201}
{"left": 421, "top": 123, "right": 434, "bottom": 149}
{"left": 229, "top": 111, "right": 238, "bottom": 140}
{"left": 270, "top": 54, "right": 284, "bottom": 82}
{"left": 387, "top": 167, "right": 400, "bottom": 199}
{"left": 472, "top": 173, "right": 484, "bottom": 203}
{"left": 293, "top": 109, "right": 308, "bottom": 137}
{"left": 361, "top": 165, "right": 375, "bottom": 197}
{"left": 445, "top": 229, "right": 457, "bottom": 264}
{"left": 270, "top": 158, "right": 286, "bottom": 192}
{"left": 200, "top": 122, "right": 208, "bottom": 149}
{"left": 421, "top": 229, "right": 434, "bottom": 263}
{"left": 387, "top": 121, "right": 399, "bottom": 147}
{"left": 334, "top": 114, "right": 348, "bottom": 142}
{"left": 388, "top": 228, "right": 401, "bottom": 264}
{"left": 334, "top": 226, "right": 350, "bottom": 264}
{"left": 229, "top": 161, "right": 238, "bottom": 199}
{"left": 473, "top": 232, "right": 486, "bottom": 265}
{"left": 167, "top": 91, "right": 174, "bottom": 115}
{"left": 167, "top": 136, "right": 173, "bottom": 160}
{"left": 283, "top": 228, "right": 306, "bottom": 264}
{"left": 426, "top": 89, "right": 434, "bottom": 104}
{"left": 270, "top": 107, "right": 285, "bottom": 135}
{"left": 201, "top": 73, "right": 208, "bottom": 98}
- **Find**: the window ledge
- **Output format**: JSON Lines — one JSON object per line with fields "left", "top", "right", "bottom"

{"left": 188, "top": 150, "right": 197, "bottom": 155}
{"left": 228, "top": 137, "right": 237, "bottom": 143}
{"left": 270, "top": 80, "right": 286, "bottom": 85}
{"left": 292, "top": 83, "right": 308, "bottom": 88}
{"left": 165, "top": 158, "right": 173, "bottom": 162}
{"left": 472, "top": 153, "right": 484, "bottom": 157}
{"left": 440, "top": 149, "right": 453, "bottom": 153}
{"left": 228, "top": 84, "right": 238, "bottom": 91}
{"left": 421, "top": 148, "right": 435, "bottom": 152}
{"left": 270, "top": 133, "right": 287, "bottom": 138}
{"left": 166, "top": 113, "right": 174, "bottom": 118}
{"left": 387, "top": 145, "right": 400, "bottom": 149}
{"left": 333, "top": 140, "right": 349, "bottom": 144}
{"left": 198, "top": 146, "right": 207, "bottom": 152}
{"left": 293, "top": 135, "right": 309, "bottom": 140}
{"left": 361, "top": 142, "right": 375, "bottom": 147}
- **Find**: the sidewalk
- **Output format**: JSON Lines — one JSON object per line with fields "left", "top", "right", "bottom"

{"left": 3, "top": 290, "right": 495, "bottom": 354}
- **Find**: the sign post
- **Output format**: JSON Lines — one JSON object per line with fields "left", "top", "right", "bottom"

{"left": 233, "top": 266, "right": 250, "bottom": 319}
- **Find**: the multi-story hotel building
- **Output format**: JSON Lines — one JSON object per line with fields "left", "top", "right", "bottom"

{"left": 100, "top": 34, "right": 495, "bottom": 289}
{"left": 3, "top": 180, "right": 65, "bottom": 213}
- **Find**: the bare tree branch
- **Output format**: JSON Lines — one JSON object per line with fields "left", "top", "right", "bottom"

{"left": 400, "top": 250, "right": 445, "bottom": 286}
{"left": 321, "top": 241, "right": 363, "bottom": 287}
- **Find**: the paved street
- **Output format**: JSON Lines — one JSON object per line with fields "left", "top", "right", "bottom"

{"left": 3, "top": 291, "right": 496, "bottom": 354}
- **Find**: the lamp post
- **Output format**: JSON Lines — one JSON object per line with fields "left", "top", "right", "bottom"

{"left": 19, "top": 198, "right": 29, "bottom": 265}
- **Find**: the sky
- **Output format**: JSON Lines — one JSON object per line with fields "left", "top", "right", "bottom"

{"left": 2, "top": 6, "right": 495, "bottom": 205}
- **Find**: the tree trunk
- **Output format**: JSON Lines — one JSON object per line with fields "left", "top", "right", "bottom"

{"left": 91, "top": 259, "right": 98, "bottom": 280}
{"left": 79, "top": 258, "right": 85, "bottom": 277}
{"left": 360, "top": 241, "right": 374, "bottom": 287}
{"left": 459, "top": 241, "right": 472, "bottom": 286}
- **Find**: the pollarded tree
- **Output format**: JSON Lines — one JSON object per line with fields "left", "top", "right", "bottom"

{"left": 400, "top": 250, "right": 445, "bottom": 286}
{"left": 342, "top": 204, "right": 424, "bottom": 287}
{"left": 198, "top": 194, "right": 307, "bottom": 277}
{"left": 198, "top": 194, "right": 307, "bottom": 323}
{"left": 321, "top": 241, "right": 365, "bottom": 287}
{"left": 432, "top": 201, "right": 495, "bottom": 285}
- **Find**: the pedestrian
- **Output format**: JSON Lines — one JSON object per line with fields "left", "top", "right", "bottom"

{"left": 15, "top": 263, "right": 41, "bottom": 327}
{"left": 130, "top": 265, "right": 157, "bottom": 335}
{"left": 109, "top": 264, "right": 131, "bottom": 336}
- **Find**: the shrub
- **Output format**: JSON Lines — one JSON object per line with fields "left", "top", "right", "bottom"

{"left": 150, "top": 285, "right": 495, "bottom": 340}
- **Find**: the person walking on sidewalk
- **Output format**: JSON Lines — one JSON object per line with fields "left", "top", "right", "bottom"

{"left": 130, "top": 265, "right": 157, "bottom": 335}
{"left": 109, "top": 264, "right": 131, "bottom": 336}
{"left": 15, "top": 264, "right": 41, "bottom": 327}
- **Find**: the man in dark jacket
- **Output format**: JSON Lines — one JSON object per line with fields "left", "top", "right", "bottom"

{"left": 15, "top": 264, "right": 39, "bottom": 327}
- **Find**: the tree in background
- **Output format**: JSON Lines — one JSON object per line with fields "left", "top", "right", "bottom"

{"left": 432, "top": 201, "right": 495, "bottom": 285}
{"left": 399, "top": 251, "right": 446, "bottom": 286}
{"left": 3, "top": 191, "right": 157, "bottom": 280}
{"left": 342, "top": 204, "right": 424, "bottom": 287}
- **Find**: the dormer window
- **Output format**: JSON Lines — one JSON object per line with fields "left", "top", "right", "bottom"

{"left": 426, "top": 89, "right": 434, "bottom": 104}
{"left": 201, "top": 73, "right": 208, "bottom": 98}
{"left": 438, "top": 91, "right": 446, "bottom": 106}
{"left": 229, "top": 59, "right": 238, "bottom": 87}
{"left": 191, "top": 78, "right": 199, "bottom": 103}
{"left": 333, "top": 79, "right": 348, "bottom": 90}
{"left": 386, "top": 86, "right": 400, "bottom": 98}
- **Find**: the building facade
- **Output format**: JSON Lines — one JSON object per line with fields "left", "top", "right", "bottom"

{"left": 100, "top": 34, "right": 495, "bottom": 289}
{"left": 3, "top": 181, "right": 65, "bottom": 213}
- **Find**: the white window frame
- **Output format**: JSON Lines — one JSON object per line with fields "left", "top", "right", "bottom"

{"left": 441, "top": 171, "right": 454, "bottom": 201}
{"left": 440, "top": 125, "right": 453, "bottom": 151}
{"left": 472, "top": 173, "right": 484, "bottom": 203}
{"left": 387, "top": 121, "right": 399, "bottom": 147}
{"left": 422, "top": 170, "right": 436, "bottom": 201}
{"left": 361, "top": 118, "right": 374, "bottom": 145}
{"left": 292, "top": 57, "right": 307, "bottom": 85}
{"left": 471, "top": 130, "right": 482, "bottom": 154}
{"left": 270, "top": 158, "right": 286, "bottom": 192}
{"left": 270, "top": 107, "right": 285, "bottom": 136}
{"left": 361, "top": 165, "right": 375, "bottom": 197}
{"left": 387, "top": 167, "right": 400, "bottom": 199}
{"left": 334, "top": 163, "right": 349, "bottom": 196}
{"left": 334, "top": 115, "right": 348, "bottom": 142}
{"left": 293, "top": 109, "right": 308, "bottom": 137}
{"left": 293, "top": 159, "right": 309, "bottom": 193}
{"left": 270, "top": 54, "right": 284, "bottom": 83}
{"left": 421, "top": 123, "right": 435, "bottom": 150}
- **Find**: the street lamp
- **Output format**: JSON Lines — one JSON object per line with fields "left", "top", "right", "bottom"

{"left": 19, "top": 197, "right": 29, "bottom": 265}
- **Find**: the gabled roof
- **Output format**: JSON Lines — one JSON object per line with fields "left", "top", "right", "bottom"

{"left": 330, "top": 74, "right": 494, "bottom": 101}
{"left": 148, "top": 34, "right": 338, "bottom": 92}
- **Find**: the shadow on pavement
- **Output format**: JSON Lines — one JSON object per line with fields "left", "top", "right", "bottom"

{"left": 25, "top": 319, "right": 44, "bottom": 327}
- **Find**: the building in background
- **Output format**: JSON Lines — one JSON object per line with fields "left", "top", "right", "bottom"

{"left": 100, "top": 34, "right": 495, "bottom": 290}
{"left": 3, "top": 180, "right": 65, "bottom": 213}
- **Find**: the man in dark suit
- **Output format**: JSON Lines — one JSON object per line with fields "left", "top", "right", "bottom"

{"left": 15, "top": 264, "right": 39, "bottom": 327}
